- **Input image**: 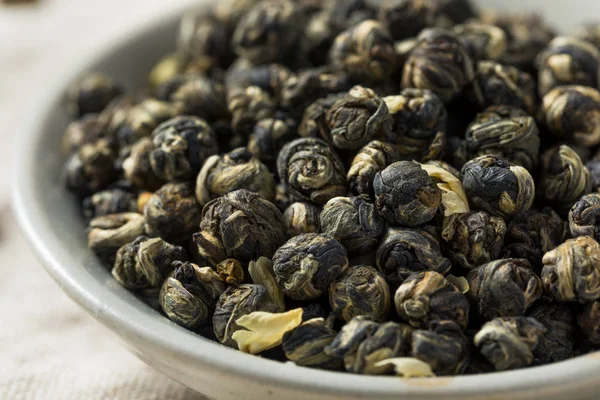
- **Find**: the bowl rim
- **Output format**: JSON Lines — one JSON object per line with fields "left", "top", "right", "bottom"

{"left": 10, "top": 1, "right": 600, "bottom": 397}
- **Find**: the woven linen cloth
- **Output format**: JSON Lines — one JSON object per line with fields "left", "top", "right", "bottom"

{"left": 0, "top": 1, "right": 206, "bottom": 398}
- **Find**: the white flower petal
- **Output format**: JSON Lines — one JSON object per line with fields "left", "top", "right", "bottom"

{"left": 374, "top": 357, "right": 436, "bottom": 378}
{"left": 233, "top": 308, "right": 303, "bottom": 354}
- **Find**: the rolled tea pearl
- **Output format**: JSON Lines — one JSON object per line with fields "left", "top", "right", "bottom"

{"left": 329, "top": 265, "right": 391, "bottom": 322}
{"left": 282, "top": 202, "right": 321, "bottom": 237}
{"left": 402, "top": 28, "right": 475, "bottom": 103}
{"left": 474, "top": 316, "right": 546, "bottom": 371}
{"left": 273, "top": 233, "right": 349, "bottom": 301}
{"left": 541, "top": 86, "right": 600, "bottom": 147}
{"left": 461, "top": 155, "right": 534, "bottom": 220}
{"left": 277, "top": 137, "right": 347, "bottom": 204}
{"left": 537, "top": 145, "right": 592, "bottom": 215}
{"left": 466, "top": 258, "right": 543, "bottom": 321}
{"left": 541, "top": 236, "right": 600, "bottom": 303}
{"left": 374, "top": 161, "right": 442, "bottom": 227}
{"left": 325, "top": 86, "right": 392, "bottom": 150}
{"left": 536, "top": 37, "right": 600, "bottom": 96}
{"left": 394, "top": 271, "right": 470, "bottom": 330}
{"left": 320, "top": 195, "right": 385, "bottom": 255}
{"left": 329, "top": 20, "right": 397, "bottom": 82}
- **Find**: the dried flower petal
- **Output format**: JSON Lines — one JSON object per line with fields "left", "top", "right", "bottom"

{"left": 421, "top": 163, "right": 469, "bottom": 216}
{"left": 374, "top": 358, "right": 436, "bottom": 378}
{"left": 446, "top": 275, "right": 469, "bottom": 294}
{"left": 233, "top": 308, "right": 304, "bottom": 354}
{"left": 248, "top": 257, "right": 285, "bottom": 311}
{"left": 213, "top": 284, "right": 282, "bottom": 347}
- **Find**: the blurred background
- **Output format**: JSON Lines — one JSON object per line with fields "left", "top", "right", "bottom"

{"left": 0, "top": 1, "right": 206, "bottom": 399}
{"left": 0, "top": 0, "right": 590, "bottom": 206}
{"left": 0, "top": 0, "right": 197, "bottom": 203}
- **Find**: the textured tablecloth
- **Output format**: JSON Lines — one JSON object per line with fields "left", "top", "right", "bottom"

{"left": 0, "top": 1, "right": 205, "bottom": 399}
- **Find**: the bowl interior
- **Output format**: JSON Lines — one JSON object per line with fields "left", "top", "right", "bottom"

{"left": 11, "top": 1, "right": 600, "bottom": 399}
{"left": 481, "top": 0, "right": 600, "bottom": 32}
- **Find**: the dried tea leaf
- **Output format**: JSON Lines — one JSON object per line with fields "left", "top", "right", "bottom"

{"left": 233, "top": 308, "right": 303, "bottom": 354}
{"left": 374, "top": 357, "right": 436, "bottom": 378}
{"left": 347, "top": 140, "right": 400, "bottom": 197}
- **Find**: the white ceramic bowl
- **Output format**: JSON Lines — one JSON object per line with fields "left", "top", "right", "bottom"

{"left": 11, "top": 1, "right": 600, "bottom": 399}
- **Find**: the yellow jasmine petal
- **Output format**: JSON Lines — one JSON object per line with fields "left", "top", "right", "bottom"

{"left": 248, "top": 257, "right": 286, "bottom": 311}
{"left": 446, "top": 274, "right": 470, "bottom": 294}
{"left": 420, "top": 164, "right": 470, "bottom": 216}
{"left": 374, "top": 357, "right": 436, "bottom": 378}
{"left": 233, "top": 308, "right": 303, "bottom": 354}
